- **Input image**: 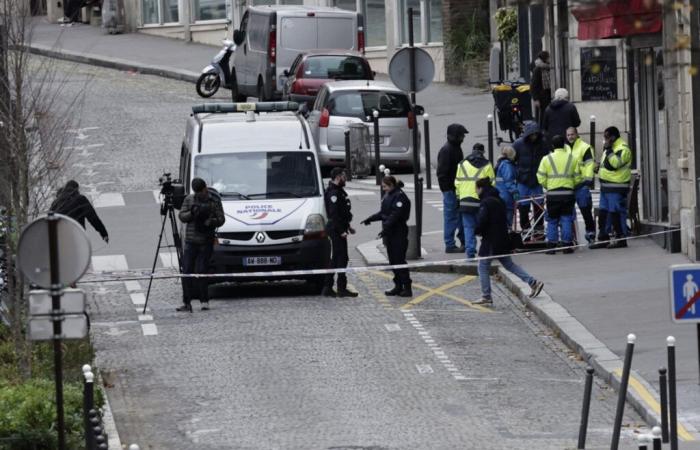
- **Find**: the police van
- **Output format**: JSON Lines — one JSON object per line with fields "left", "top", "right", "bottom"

{"left": 178, "top": 101, "right": 330, "bottom": 291}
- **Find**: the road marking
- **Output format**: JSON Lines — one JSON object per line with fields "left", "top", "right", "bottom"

{"left": 416, "top": 364, "right": 433, "bottom": 374}
{"left": 344, "top": 189, "right": 375, "bottom": 197}
{"left": 404, "top": 313, "right": 468, "bottom": 381}
{"left": 356, "top": 272, "right": 393, "bottom": 309}
{"left": 138, "top": 314, "right": 153, "bottom": 321}
{"left": 385, "top": 324, "right": 401, "bottom": 332}
{"left": 124, "top": 280, "right": 141, "bottom": 291}
{"left": 91, "top": 255, "right": 128, "bottom": 272}
{"left": 130, "top": 293, "right": 146, "bottom": 306}
{"left": 159, "top": 252, "right": 179, "bottom": 269}
{"left": 141, "top": 323, "right": 158, "bottom": 336}
{"left": 94, "top": 192, "right": 125, "bottom": 208}
{"left": 399, "top": 275, "right": 476, "bottom": 310}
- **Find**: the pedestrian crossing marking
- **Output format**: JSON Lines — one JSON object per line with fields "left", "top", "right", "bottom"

{"left": 141, "top": 323, "right": 158, "bottom": 336}
{"left": 94, "top": 192, "right": 126, "bottom": 208}
{"left": 129, "top": 293, "right": 146, "bottom": 306}
{"left": 124, "top": 280, "right": 142, "bottom": 291}
{"left": 91, "top": 255, "right": 128, "bottom": 272}
{"left": 159, "top": 252, "right": 179, "bottom": 269}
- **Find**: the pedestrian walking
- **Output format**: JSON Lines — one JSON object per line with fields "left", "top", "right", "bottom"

{"left": 566, "top": 127, "right": 596, "bottom": 243}
{"left": 590, "top": 126, "right": 632, "bottom": 249}
{"left": 323, "top": 167, "right": 358, "bottom": 298}
{"left": 436, "top": 123, "right": 467, "bottom": 253}
{"left": 361, "top": 176, "right": 412, "bottom": 297}
{"left": 473, "top": 177, "right": 544, "bottom": 305}
{"left": 537, "top": 135, "right": 579, "bottom": 254}
{"left": 50, "top": 180, "right": 109, "bottom": 243}
{"left": 495, "top": 146, "right": 518, "bottom": 228}
{"left": 513, "top": 121, "right": 549, "bottom": 233}
{"left": 455, "top": 143, "right": 495, "bottom": 259}
{"left": 177, "top": 178, "right": 225, "bottom": 312}
{"left": 542, "top": 88, "right": 581, "bottom": 140}
{"left": 531, "top": 51, "right": 552, "bottom": 125}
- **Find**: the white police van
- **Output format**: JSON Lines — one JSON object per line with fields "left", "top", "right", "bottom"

{"left": 178, "top": 101, "right": 330, "bottom": 291}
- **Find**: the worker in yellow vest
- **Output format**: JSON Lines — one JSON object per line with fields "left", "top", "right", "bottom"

{"left": 566, "top": 127, "right": 596, "bottom": 243}
{"left": 591, "top": 126, "right": 632, "bottom": 249}
{"left": 536, "top": 135, "right": 580, "bottom": 254}
{"left": 455, "top": 143, "right": 495, "bottom": 259}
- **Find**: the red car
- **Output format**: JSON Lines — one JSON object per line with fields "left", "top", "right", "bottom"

{"left": 282, "top": 50, "right": 374, "bottom": 105}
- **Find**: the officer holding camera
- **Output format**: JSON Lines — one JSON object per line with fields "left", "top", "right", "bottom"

{"left": 177, "top": 178, "right": 225, "bottom": 312}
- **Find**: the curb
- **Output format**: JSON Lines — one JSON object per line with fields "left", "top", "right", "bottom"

{"left": 24, "top": 43, "right": 200, "bottom": 83}
{"left": 95, "top": 371, "right": 123, "bottom": 449}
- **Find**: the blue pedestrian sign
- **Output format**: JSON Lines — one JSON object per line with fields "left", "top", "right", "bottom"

{"left": 669, "top": 264, "right": 700, "bottom": 323}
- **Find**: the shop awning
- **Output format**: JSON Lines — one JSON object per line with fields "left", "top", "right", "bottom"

{"left": 571, "top": 0, "right": 662, "bottom": 40}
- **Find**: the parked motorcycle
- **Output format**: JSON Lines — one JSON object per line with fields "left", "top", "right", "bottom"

{"left": 196, "top": 38, "right": 236, "bottom": 98}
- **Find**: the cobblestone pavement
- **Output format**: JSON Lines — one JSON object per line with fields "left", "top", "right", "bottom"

{"left": 44, "top": 57, "right": 647, "bottom": 449}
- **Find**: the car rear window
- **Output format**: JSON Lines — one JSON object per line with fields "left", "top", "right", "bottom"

{"left": 302, "top": 56, "right": 369, "bottom": 79}
{"left": 328, "top": 91, "right": 411, "bottom": 119}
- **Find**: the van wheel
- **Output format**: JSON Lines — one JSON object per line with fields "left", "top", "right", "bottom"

{"left": 257, "top": 81, "right": 266, "bottom": 101}
{"left": 231, "top": 73, "right": 244, "bottom": 102}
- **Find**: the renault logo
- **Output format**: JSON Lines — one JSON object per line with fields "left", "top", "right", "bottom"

{"left": 255, "top": 232, "right": 265, "bottom": 243}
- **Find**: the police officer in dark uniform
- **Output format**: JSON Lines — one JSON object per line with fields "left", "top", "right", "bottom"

{"left": 323, "top": 168, "right": 359, "bottom": 297}
{"left": 362, "top": 175, "right": 412, "bottom": 297}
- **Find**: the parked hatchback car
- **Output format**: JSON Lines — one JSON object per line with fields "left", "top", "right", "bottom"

{"left": 282, "top": 50, "right": 374, "bottom": 105}
{"left": 307, "top": 81, "right": 419, "bottom": 172}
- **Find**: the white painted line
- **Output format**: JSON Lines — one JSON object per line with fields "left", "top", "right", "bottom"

{"left": 124, "top": 280, "right": 141, "bottom": 291}
{"left": 384, "top": 324, "right": 401, "bottom": 332}
{"left": 436, "top": 355, "right": 449, "bottom": 360}
{"left": 447, "top": 367, "right": 459, "bottom": 372}
{"left": 344, "top": 189, "right": 376, "bottom": 197}
{"left": 418, "top": 331, "right": 430, "bottom": 335}
{"left": 141, "top": 323, "right": 158, "bottom": 336}
{"left": 138, "top": 314, "right": 153, "bottom": 321}
{"left": 433, "top": 351, "right": 446, "bottom": 357}
{"left": 94, "top": 192, "right": 125, "bottom": 208}
{"left": 159, "top": 252, "right": 178, "bottom": 268}
{"left": 415, "top": 364, "right": 433, "bottom": 374}
{"left": 453, "top": 375, "right": 468, "bottom": 380}
{"left": 135, "top": 307, "right": 150, "bottom": 313}
{"left": 130, "top": 293, "right": 145, "bottom": 306}
{"left": 423, "top": 339, "right": 435, "bottom": 344}
{"left": 91, "top": 255, "right": 128, "bottom": 272}
{"left": 428, "top": 343, "right": 440, "bottom": 347}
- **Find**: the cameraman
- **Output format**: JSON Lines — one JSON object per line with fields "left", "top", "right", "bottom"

{"left": 177, "top": 178, "right": 225, "bottom": 312}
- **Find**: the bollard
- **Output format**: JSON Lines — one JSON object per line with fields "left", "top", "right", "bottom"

{"left": 378, "top": 164, "right": 387, "bottom": 197}
{"left": 668, "top": 336, "right": 679, "bottom": 450}
{"left": 611, "top": 334, "right": 636, "bottom": 450}
{"left": 652, "top": 426, "right": 662, "bottom": 450}
{"left": 83, "top": 369, "right": 96, "bottom": 450}
{"left": 589, "top": 115, "right": 596, "bottom": 149}
{"left": 577, "top": 367, "right": 594, "bottom": 449}
{"left": 659, "top": 367, "right": 669, "bottom": 443}
{"left": 487, "top": 113, "right": 494, "bottom": 164}
{"left": 344, "top": 129, "right": 352, "bottom": 181}
{"left": 129, "top": 445, "right": 141, "bottom": 450}
{"left": 373, "top": 110, "right": 381, "bottom": 186}
{"left": 416, "top": 176, "right": 423, "bottom": 258}
{"left": 423, "top": 113, "right": 432, "bottom": 190}
{"left": 637, "top": 433, "right": 651, "bottom": 450}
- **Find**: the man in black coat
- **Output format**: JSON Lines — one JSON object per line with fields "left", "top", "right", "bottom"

{"left": 473, "top": 177, "right": 544, "bottom": 305}
{"left": 542, "top": 88, "right": 581, "bottom": 139}
{"left": 512, "top": 121, "right": 550, "bottom": 232}
{"left": 50, "top": 180, "right": 109, "bottom": 242}
{"left": 436, "top": 124, "right": 467, "bottom": 253}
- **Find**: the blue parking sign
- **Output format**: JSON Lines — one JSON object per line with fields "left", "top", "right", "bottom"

{"left": 669, "top": 264, "right": 700, "bottom": 323}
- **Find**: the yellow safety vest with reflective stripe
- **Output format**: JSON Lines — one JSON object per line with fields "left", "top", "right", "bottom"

{"left": 536, "top": 147, "right": 578, "bottom": 195}
{"left": 455, "top": 159, "right": 495, "bottom": 209}
{"left": 569, "top": 138, "right": 595, "bottom": 187}
{"left": 599, "top": 137, "right": 632, "bottom": 193}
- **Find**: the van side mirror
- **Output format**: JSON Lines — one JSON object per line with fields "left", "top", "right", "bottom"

{"left": 233, "top": 29, "right": 244, "bottom": 46}
{"left": 413, "top": 104, "right": 425, "bottom": 115}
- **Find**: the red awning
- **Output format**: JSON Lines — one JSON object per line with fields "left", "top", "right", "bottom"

{"left": 571, "top": 0, "right": 662, "bottom": 40}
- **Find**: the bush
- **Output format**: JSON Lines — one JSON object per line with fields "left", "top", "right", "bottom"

{"left": 0, "top": 379, "right": 85, "bottom": 450}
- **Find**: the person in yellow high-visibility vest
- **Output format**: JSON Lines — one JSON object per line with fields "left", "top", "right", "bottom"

{"left": 455, "top": 143, "right": 495, "bottom": 258}
{"left": 566, "top": 127, "right": 596, "bottom": 243}
{"left": 536, "top": 135, "right": 580, "bottom": 254}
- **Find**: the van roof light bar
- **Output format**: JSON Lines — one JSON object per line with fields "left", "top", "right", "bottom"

{"left": 192, "top": 101, "right": 300, "bottom": 114}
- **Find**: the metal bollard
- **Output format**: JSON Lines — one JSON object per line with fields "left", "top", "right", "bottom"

{"left": 344, "top": 129, "right": 352, "bottom": 181}
{"left": 83, "top": 368, "right": 96, "bottom": 450}
{"left": 416, "top": 176, "right": 423, "bottom": 258}
{"left": 378, "top": 164, "right": 386, "bottom": 197}
{"left": 652, "top": 426, "right": 662, "bottom": 450}
{"left": 637, "top": 433, "right": 651, "bottom": 450}
{"left": 668, "top": 336, "right": 679, "bottom": 450}
{"left": 129, "top": 445, "right": 141, "bottom": 450}
{"left": 589, "top": 115, "right": 596, "bottom": 190}
{"left": 373, "top": 110, "right": 381, "bottom": 186}
{"left": 659, "top": 367, "right": 669, "bottom": 442}
{"left": 423, "top": 113, "right": 432, "bottom": 190}
{"left": 577, "top": 367, "right": 594, "bottom": 449}
{"left": 487, "top": 113, "right": 494, "bottom": 164}
{"left": 611, "top": 334, "right": 636, "bottom": 450}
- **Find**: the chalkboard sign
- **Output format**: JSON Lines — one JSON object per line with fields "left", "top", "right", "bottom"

{"left": 580, "top": 46, "right": 618, "bottom": 101}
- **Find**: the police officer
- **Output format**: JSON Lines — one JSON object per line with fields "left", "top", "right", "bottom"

{"left": 323, "top": 168, "right": 358, "bottom": 297}
{"left": 454, "top": 143, "right": 495, "bottom": 259}
{"left": 566, "top": 127, "right": 596, "bottom": 243}
{"left": 537, "top": 135, "right": 580, "bottom": 254}
{"left": 362, "top": 175, "right": 412, "bottom": 297}
{"left": 591, "top": 126, "right": 632, "bottom": 249}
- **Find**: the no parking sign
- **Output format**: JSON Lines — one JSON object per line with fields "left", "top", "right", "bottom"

{"left": 669, "top": 265, "right": 700, "bottom": 323}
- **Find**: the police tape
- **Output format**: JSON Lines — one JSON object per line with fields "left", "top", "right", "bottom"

{"left": 77, "top": 225, "right": 682, "bottom": 284}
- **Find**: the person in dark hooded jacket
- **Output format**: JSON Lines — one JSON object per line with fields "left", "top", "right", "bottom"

{"left": 436, "top": 124, "right": 467, "bottom": 253}
{"left": 473, "top": 177, "right": 544, "bottom": 305}
{"left": 542, "top": 88, "right": 581, "bottom": 140}
{"left": 512, "top": 121, "right": 550, "bottom": 232}
{"left": 50, "top": 180, "right": 109, "bottom": 242}
{"left": 530, "top": 51, "right": 552, "bottom": 124}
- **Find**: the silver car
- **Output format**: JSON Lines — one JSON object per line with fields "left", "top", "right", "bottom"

{"left": 307, "top": 81, "right": 419, "bottom": 172}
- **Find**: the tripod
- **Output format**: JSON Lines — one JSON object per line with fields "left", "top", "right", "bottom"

{"left": 143, "top": 195, "right": 182, "bottom": 314}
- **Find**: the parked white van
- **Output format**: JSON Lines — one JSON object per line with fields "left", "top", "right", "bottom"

{"left": 178, "top": 102, "right": 330, "bottom": 291}
{"left": 230, "top": 5, "right": 365, "bottom": 102}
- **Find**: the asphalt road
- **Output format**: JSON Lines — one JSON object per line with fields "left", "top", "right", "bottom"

{"left": 45, "top": 58, "right": 648, "bottom": 449}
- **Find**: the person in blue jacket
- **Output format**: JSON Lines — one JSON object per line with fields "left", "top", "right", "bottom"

{"left": 495, "top": 146, "right": 518, "bottom": 228}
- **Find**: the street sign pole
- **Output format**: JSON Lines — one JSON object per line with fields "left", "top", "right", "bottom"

{"left": 407, "top": 6, "right": 421, "bottom": 258}
{"left": 47, "top": 213, "right": 67, "bottom": 450}
{"left": 668, "top": 264, "right": 700, "bottom": 385}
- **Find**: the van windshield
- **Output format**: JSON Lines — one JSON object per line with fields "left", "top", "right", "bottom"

{"left": 194, "top": 151, "right": 320, "bottom": 199}
{"left": 329, "top": 91, "right": 411, "bottom": 120}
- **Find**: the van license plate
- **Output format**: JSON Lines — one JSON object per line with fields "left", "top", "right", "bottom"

{"left": 243, "top": 256, "right": 282, "bottom": 266}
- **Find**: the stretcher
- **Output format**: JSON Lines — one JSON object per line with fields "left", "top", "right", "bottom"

{"left": 510, "top": 194, "right": 578, "bottom": 252}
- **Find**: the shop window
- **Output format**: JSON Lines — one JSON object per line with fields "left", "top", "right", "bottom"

{"left": 399, "top": 0, "right": 442, "bottom": 44}
{"left": 428, "top": 0, "right": 442, "bottom": 43}
{"left": 364, "top": 0, "right": 385, "bottom": 47}
{"left": 195, "top": 0, "right": 226, "bottom": 21}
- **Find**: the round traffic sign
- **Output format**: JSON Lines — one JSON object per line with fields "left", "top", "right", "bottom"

{"left": 388, "top": 47, "right": 435, "bottom": 93}
{"left": 17, "top": 214, "right": 92, "bottom": 288}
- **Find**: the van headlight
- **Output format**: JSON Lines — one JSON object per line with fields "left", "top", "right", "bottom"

{"left": 303, "top": 214, "right": 326, "bottom": 240}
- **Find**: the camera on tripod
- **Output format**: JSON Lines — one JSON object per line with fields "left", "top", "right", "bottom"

{"left": 158, "top": 173, "right": 185, "bottom": 214}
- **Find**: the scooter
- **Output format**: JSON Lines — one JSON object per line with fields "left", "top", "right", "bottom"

{"left": 196, "top": 38, "right": 236, "bottom": 98}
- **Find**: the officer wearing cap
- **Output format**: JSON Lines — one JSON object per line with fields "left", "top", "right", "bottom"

{"left": 323, "top": 167, "right": 358, "bottom": 297}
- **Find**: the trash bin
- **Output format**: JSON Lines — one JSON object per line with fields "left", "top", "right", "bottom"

{"left": 347, "top": 123, "right": 371, "bottom": 178}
